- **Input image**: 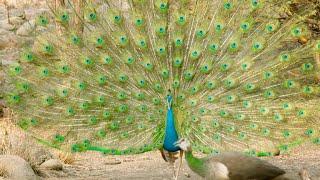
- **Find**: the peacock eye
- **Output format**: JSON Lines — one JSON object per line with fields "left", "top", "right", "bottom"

{"left": 252, "top": 0, "right": 258, "bottom": 6}
{"left": 224, "top": 2, "right": 232, "bottom": 9}
{"left": 160, "top": 3, "right": 166, "bottom": 9}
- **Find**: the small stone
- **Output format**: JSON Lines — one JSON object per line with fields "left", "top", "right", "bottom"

{"left": 40, "top": 159, "right": 63, "bottom": 170}
{"left": 184, "top": 173, "right": 191, "bottom": 178}
{"left": 105, "top": 158, "right": 122, "bottom": 165}
{"left": 8, "top": 16, "right": 25, "bottom": 26}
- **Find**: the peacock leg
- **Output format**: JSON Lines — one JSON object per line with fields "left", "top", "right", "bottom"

{"left": 174, "top": 150, "right": 184, "bottom": 180}
{"left": 170, "top": 161, "right": 176, "bottom": 180}
{"left": 168, "top": 153, "right": 177, "bottom": 180}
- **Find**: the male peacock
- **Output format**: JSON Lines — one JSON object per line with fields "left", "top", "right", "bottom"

{"left": 3, "top": 0, "right": 320, "bottom": 179}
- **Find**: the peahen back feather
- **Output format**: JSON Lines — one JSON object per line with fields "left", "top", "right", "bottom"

{"left": 4, "top": 0, "right": 320, "bottom": 155}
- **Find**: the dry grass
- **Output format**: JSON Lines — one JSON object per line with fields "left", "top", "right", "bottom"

{"left": 0, "top": 165, "right": 9, "bottom": 178}
{"left": 58, "top": 152, "right": 75, "bottom": 165}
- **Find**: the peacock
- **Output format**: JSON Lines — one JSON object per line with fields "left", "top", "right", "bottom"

{"left": 3, "top": 0, "right": 320, "bottom": 179}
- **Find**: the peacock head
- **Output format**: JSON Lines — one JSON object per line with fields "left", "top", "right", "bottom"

{"left": 174, "top": 138, "right": 191, "bottom": 152}
{"left": 166, "top": 89, "right": 173, "bottom": 103}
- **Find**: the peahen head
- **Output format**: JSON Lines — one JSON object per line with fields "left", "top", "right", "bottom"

{"left": 174, "top": 138, "right": 191, "bottom": 152}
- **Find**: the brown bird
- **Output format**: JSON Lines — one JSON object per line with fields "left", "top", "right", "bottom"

{"left": 175, "top": 138, "right": 288, "bottom": 180}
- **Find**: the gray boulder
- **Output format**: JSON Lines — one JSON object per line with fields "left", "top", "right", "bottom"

{"left": 40, "top": 159, "right": 63, "bottom": 170}
{"left": 0, "top": 155, "right": 38, "bottom": 180}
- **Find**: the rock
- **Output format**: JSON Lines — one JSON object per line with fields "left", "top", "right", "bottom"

{"left": 0, "top": 36, "right": 10, "bottom": 50}
{"left": 15, "top": 36, "right": 33, "bottom": 48}
{"left": 184, "top": 173, "right": 191, "bottom": 178}
{"left": 0, "top": 155, "right": 38, "bottom": 180}
{"left": 0, "top": 6, "right": 7, "bottom": 21}
{"left": 0, "top": 28, "right": 11, "bottom": 35}
{"left": 25, "top": 8, "right": 49, "bottom": 20}
{"left": 0, "top": 30, "right": 17, "bottom": 49}
{"left": 40, "top": 159, "right": 63, "bottom": 170}
{"left": 105, "top": 159, "right": 122, "bottom": 165}
{"left": 28, "top": 148, "right": 53, "bottom": 166}
{"left": 0, "top": 21, "right": 15, "bottom": 31}
{"left": 9, "top": 9, "right": 26, "bottom": 19}
{"left": 16, "top": 20, "right": 35, "bottom": 36}
{"left": 8, "top": 16, "right": 25, "bottom": 26}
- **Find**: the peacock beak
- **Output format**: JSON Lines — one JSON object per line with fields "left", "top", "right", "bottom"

{"left": 174, "top": 138, "right": 183, "bottom": 146}
{"left": 173, "top": 141, "right": 179, "bottom": 147}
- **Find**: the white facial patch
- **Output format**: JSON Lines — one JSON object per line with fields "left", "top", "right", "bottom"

{"left": 178, "top": 139, "right": 190, "bottom": 151}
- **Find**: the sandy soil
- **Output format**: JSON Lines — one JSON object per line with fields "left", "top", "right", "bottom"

{"left": 43, "top": 143, "right": 320, "bottom": 180}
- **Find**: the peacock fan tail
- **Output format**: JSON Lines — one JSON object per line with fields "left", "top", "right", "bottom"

{"left": 4, "top": 0, "right": 320, "bottom": 156}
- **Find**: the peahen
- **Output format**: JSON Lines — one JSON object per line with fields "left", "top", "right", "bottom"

{"left": 3, "top": 0, "right": 320, "bottom": 179}
{"left": 174, "top": 138, "right": 287, "bottom": 180}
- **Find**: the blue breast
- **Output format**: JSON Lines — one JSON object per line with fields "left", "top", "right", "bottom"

{"left": 163, "top": 97, "right": 180, "bottom": 152}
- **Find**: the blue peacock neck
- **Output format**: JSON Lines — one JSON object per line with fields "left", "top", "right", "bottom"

{"left": 163, "top": 95, "right": 181, "bottom": 152}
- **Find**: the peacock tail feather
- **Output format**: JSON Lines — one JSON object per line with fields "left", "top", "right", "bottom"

{"left": 4, "top": 0, "right": 320, "bottom": 156}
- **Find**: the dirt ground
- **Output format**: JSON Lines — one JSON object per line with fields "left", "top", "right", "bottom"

{"left": 43, "top": 143, "right": 320, "bottom": 180}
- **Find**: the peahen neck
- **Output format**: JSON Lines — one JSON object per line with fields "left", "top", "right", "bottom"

{"left": 185, "top": 151, "right": 206, "bottom": 177}
{"left": 163, "top": 95, "right": 180, "bottom": 152}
